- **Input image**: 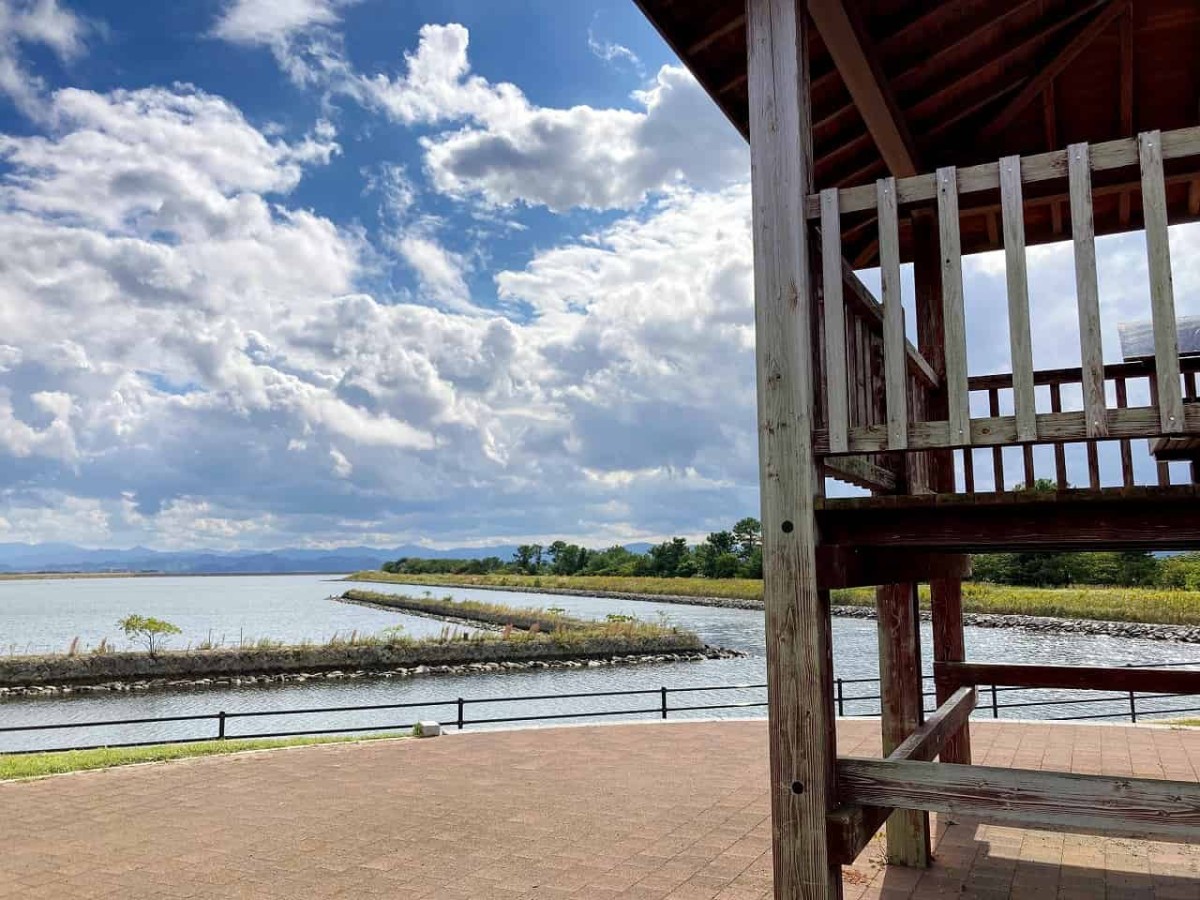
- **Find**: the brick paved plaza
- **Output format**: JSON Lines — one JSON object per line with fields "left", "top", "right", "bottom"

{"left": 1, "top": 719, "right": 1198, "bottom": 899}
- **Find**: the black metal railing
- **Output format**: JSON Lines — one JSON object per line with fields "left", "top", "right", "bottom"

{"left": 3, "top": 660, "right": 1199, "bottom": 755}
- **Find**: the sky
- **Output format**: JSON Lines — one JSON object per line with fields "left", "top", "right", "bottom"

{"left": 0, "top": 0, "right": 1197, "bottom": 552}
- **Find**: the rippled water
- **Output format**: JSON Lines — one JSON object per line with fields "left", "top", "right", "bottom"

{"left": 2, "top": 575, "right": 1199, "bottom": 752}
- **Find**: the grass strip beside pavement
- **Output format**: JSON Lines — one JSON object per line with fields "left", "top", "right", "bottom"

{"left": 345, "top": 572, "right": 1200, "bottom": 627}
{"left": 0, "top": 732, "right": 409, "bottom": 781}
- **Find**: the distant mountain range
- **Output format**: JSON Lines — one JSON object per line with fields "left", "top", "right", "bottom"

{"left": 0, "top": 542, "right": 654, "bottom": 575}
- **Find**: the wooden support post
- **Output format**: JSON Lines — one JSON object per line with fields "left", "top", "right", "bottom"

{"left": 911, "top": 210, "right": 971, "bottom": 767}
{"left": 746, "top": 1, "right": 840, "bottom": 897}
{"left": 875, "top": 583, "right": 931, "bottom": 867}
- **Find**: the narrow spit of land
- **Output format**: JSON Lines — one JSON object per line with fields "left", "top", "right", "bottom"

{"left": 0, "top": 591, "right": 736, "bottom": 696}
{"left": 345, "top": 571, "right": 1200, "bottom": 629}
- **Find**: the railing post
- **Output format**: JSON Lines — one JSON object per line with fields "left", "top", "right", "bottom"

{"left": 457, "top": 697, "right": 464, "bottom": 730}
{"left": 836, "top": 678, "right": 845, "bottom": 717}
{"left": 991, "top": 685, "right": 1000, "bottom": 719}
{"left": 217, "top": 710, "right": 226, "bottom": 740}
{"left": 660, "top": 686, "right": 668, "bottom": 720}
{"left": 1129, "top": 691, "right": 1138, "bottom": 723}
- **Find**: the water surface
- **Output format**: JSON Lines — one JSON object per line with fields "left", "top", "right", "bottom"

{"left": 2, "top": 575, "right": 1198, "bottom": 752}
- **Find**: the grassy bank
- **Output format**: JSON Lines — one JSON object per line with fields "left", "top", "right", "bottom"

{"left": 3, "top": 592, "right": 710, "bottom": 689}
{"left": 0, "top": 733, "right": 408, "bottom": 781}
{"left": 346, "top": 572, "right": 1200, "bottom": 626}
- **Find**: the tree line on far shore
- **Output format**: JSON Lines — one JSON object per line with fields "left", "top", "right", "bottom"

{"left": 383, "top": 518, "right": 766, "bottom": 579}
{"left": 382, "top": 511, "right": 1200, "bottom": 589}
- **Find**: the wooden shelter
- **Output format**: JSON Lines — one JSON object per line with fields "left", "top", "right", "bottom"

{"left": 630, "top": 1, "right": 1200, "bottom": 897}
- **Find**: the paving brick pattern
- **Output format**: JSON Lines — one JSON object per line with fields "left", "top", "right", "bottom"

{"left": 1, "top": 720, "right": 1198, "bottom": 898}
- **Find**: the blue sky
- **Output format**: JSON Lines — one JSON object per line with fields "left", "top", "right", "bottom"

{"left": 0, "top": 0, "right": 1196, "bottom": 551}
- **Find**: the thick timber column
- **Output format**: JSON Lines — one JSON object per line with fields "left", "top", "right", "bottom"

{"left": 747, "top": 1, "right": 840, "bottom": 898}
{"left": 876, "top": 583, "right": 931, "bottom": 866}
{"left": 912, "top": 211, "right": 971, "bottom": 766}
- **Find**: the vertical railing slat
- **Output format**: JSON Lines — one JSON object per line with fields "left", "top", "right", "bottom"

{"left": 878, "top": 177, "right": 908, "bottom": 450}
{"left": 1138, "top": 130, "right": 1185, "bottom": 435}
{"left": 937, "top": 166, "right": 970, "bottom": 446}
{"left": 1049, "top": 382, "right": 1068, "bottom": 489}
{"left": 1149, "top": 373, "right": 1173, "bottom": 486}
{"left": 1115, "top": 377, "right": 1135, "bottom": 487}
{"left": 988, "top": 388, "right": 1004, "bottom": 491}
{"left": 1068, "top": 142, "right": 1108, "bottom": 439}
{"left": 820, "top": 188, "right": 849, "bottom": 454}
{"left": 1000, "top": 155, "right": 1037, "bottom": 443}
{"left": 962, "top": 448, "right": 975, "bottom": 493}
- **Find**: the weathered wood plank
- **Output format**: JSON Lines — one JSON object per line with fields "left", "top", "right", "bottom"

{"left": 842, "top": 262, "right": 938, "bottom": 389}
{"left": 817, "top": 485, "right": 1200, "bottom": 552}
{"left": 928, "top": 584, "right": 972, "bottom": 766}
{"left": 838, "top": 758, "right": 1200, "bottom": 843}
{"left": 803, "top": 124, "right": 1200, "bottom": 219}
{"left": 988, "top": 388, "right": 1004, "bottom": 491}
{"left": 935, "top": 662, "right": 1200, "bottom": 695}
{"left": 1068, "top": 142, "right": 1108, "bottom": 439}
{"left": 821, "top": 189, "right": 850, "bottom": 455}
{"left": 826, "top": 687, "right": 975, "bottom": 865}
{"left": 814, "top": 403, "right": 1200, "bottom": 455}
{"left": 1115, "top": 377, "right": 1135, "bottom": 486}
{"left": 1139, "top": 130, "right": 1185, "bottom": 435}
{"left": 816, "top": 548, "right": 970, "bottom": 590}
{"left": 999, "top": 155, "right": 1037, "bottom": 443}
{"left": 1049, "top": 382, "right": 1069, "bottom": 489}
{"left": 891, "top": 686, "right": 976, "bottom": 763}
{"left": 969, "top": 356, "right": 1200, "bottom": 393}
{"left": 937, "top": 166, "right": 970, "bottom": 446}
{"left": 807, "top": 0, "right": 918, "bottom": 178}
{"left": 823, "top": 455, "right": 897, "bottom": 493}
{"left": 878, "top": 178, "right": 907, "bottom": 451}
{"left": 745, "top": 1, "right": 840, "bottom": 896}
{"left": 876, "top": 582, "right": 929, "bottom": 866}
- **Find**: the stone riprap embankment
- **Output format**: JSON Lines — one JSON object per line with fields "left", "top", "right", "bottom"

{"left": 830, "top": 605, "right": 1200, "bottom": 643}
{"left": 0, "top": 635, "right": 742, "bottom": 697}
{"left": 0, "top": 647, "right": 740, "bottom": 698}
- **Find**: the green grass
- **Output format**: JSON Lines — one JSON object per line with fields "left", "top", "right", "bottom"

{"left": 341, "top": 589, "right": 695, "bottom": 645}
{"left": 346, "top": 572, "right": 1200, "bottom": 626}
{"left": 346, "top": 571, "right": 767, "bottom": 601}
{"left": 0, "top": 732, "right": 409, "bottom": 781}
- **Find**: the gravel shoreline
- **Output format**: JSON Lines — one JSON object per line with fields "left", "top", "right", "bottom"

{"left": 350, "top": 578, "right": 1200, "bottom": 643}
{"left": 0, "top": 647, "right": 743, "bottom": 699}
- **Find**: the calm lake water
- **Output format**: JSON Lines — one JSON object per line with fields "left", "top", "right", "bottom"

{"left": 2, "top": 574, "right": 1199, "bottom": 752}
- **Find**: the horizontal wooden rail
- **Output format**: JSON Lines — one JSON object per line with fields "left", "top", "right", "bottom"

{"left": 814, "top": 404, "right": 1200, "bottom": 455}
{"left": 805, "top": 124, "right": 1200, "bottom": 218}
{"left": 816, "top": 549, "right": 970, "bottom": 590}
{"left": 936, "top": 662, "right": 1200, "bottom": 695}
{"left": 967, "top": 356, "right": 1200, "bottom": 393}
{"left": 817, "top": 485, "right": 1200, "bottom": 552}
{"left": 889, "top": 687, "right": 976, "bottom": 762}
{"left": 828, "top": 687, "right": 977, "bottom": 863}
{"left": 838, "top": 758, "right": 1200, "bottom": 843}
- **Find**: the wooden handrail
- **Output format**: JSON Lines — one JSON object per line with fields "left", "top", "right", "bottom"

{"left": 804, "top": 124, "right": 1200, "bottom": 219}
{"left": 935, "top": 662, "right": 1200, "bottom": 695}
{"left": 838, "top": 758, "right": 1200, "bottom": 843}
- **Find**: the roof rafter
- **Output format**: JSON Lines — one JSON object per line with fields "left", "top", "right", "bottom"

{"left": 807, "top": 0, "right": 920, "bottom": 177}
{"left": 687, "top": 13, "right": 745, "bottom": 57}
{"left": 980, "top": 0, "right": 1131, "bottom": 141}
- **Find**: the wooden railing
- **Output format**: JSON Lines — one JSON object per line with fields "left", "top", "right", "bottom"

{"left": 812, "top": 126, "right": 1200, "bottom": 462}
{"left": 964, "top": 358, "right": 1200, "bottom": 491}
